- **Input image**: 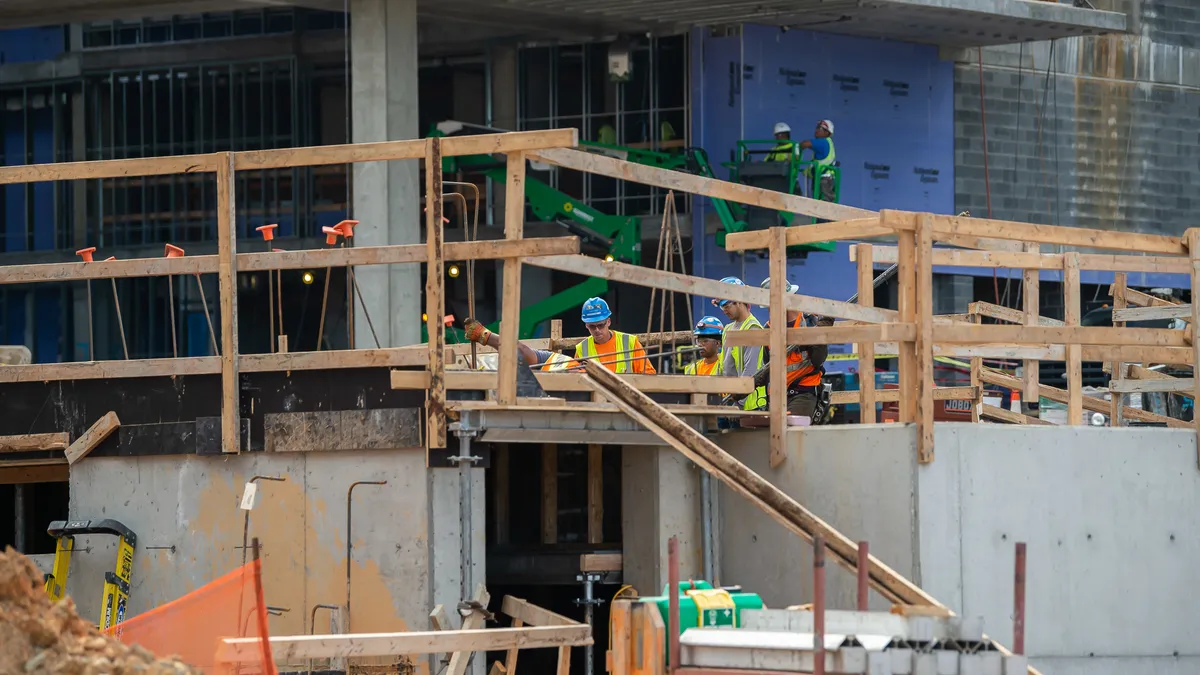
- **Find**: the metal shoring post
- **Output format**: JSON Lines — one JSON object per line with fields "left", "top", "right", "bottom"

{"left": 575, "top": 571, "right": 604, "bottom": 675}
{"left": 449, "top": 430, "right": 482, "bottom": 605}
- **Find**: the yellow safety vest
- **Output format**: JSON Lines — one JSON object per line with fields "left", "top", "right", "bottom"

{"left": 723, "top": 316, "right": 767, "bottom": 410}
{"left": 765, "top": 141, "right": 795, "bottom": 162}
{"left": 575, "top": 331, "right": 634, "bottom": 374}
{"left": 541, "top": 352, "right": 576, "bottom": 371}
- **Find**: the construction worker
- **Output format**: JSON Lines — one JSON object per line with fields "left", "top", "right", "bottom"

{"left": 765, "top": 122, "right": 795, "bottom": 162}
{"left": 575, "top": 297, "right": 656, "bottom": 374}
{"left": 684, "top": 316, "right": 725, "bottom": 376}
{"left": 712, "top": 277, "right": 766, "bottom": 409}
{"left": 797, "top": 119, "right": 837, "bottom": 199}
{"left": 758, "top": 278, "right": 833, "bottom": 421}
{"left": 462, "top": 318, "right": 577, "bottom": 371}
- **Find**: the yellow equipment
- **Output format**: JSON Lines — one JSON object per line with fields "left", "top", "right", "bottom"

{"left": 44, "top": 519, "right": 138, "bottom": 630}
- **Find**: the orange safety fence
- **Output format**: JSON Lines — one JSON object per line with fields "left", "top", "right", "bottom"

{"left": 106, "top": 558, "right": 277, "bottom": 674}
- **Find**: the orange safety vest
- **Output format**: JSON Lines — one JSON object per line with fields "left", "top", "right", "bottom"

{"left": 769, "top": 314, "right": 823, "bottom": 387}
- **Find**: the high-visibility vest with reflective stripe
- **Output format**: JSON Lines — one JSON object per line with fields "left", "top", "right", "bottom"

{"left": 575, "top": 331, "right": 634, "bottom": 374}
{"left": 776, "top": 314, "right": 823, "bottom": 387}
{"left": 541, "top": 352, "right": 576, "bottom": 371}
{"left": 723, "top": 316, "right": 766, "bottom": 410}
{"left": 815, "top": 137, "right": 836, "bottom": 169}
{"left": 684, "top": 359, "right": 721, "bottom": 376}
{"left": 765, "top": 141, "right": 795, "bottom": 162}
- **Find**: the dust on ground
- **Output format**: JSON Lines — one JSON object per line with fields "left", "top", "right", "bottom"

{"left": 0, "top": 546, "right": 201, "bottom": 674}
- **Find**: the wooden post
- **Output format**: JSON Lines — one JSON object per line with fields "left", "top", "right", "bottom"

{"left": 891, "top": 211, "right": 918, "bottom": 424}
{"left": 216, "top": 151, "right": 240, "bottom": 453}
{"left": 550, "top": 319, "right": 563, "bottom": 352}
{"left": 914, "top": 214, "right": 935, "bottom": 463}
{"left": 969, "top": 311, "right": 982, "bottom": 423}
{"left": 498, "top": 152, "right": 527, "bottom": 404}
{"left": 542, "top": 443, "right": 557, "bottom": 544}
{"left": 425, "top": 137, "right": 447, "bottom": 449}
{"left": 1187, "top": 228, "right": 1200, "bottom": 467}
{"left": 1064, "top": 252, "right": 1082, "bottom": 425}
{"left": 856, "top": 243, "right": 876, "bottom": 424}
{"left": 768, "top": 227, "right": 788, "bottom": 468}
{"left": 1022, "top": 243, "right": 1040, "bottom": 403}
{"left": 587, "top": 444, "right": 603, "bottom": 544}
{"left": 1110, "top": 272, "right": 1127, "bottom": 427}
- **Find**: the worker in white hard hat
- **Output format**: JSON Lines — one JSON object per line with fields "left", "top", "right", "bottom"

{"left": 765, "top": 122, "right": 795, "bottom": 162}
{"left": 797, "top": 119, "right": 837, "bottom": 199}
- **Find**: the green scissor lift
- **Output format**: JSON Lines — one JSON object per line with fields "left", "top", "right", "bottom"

{"left": 426, "top": 121, "right": 841, "bottom": 342}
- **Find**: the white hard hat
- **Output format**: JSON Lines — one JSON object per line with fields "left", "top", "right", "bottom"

{"left": 773, "top": 122, "right": 791, "bottom": 135}
{"left": 817, "top": 119, "right": 834, "bottom": 135}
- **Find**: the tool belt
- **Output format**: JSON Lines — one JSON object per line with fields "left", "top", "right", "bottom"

{"left": 786, "top": 378, "right": 833, "bottom": 425}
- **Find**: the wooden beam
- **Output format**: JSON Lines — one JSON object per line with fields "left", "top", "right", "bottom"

{"left": 0, "top": 153, "right": 216, "bottom": 185}
{"left": 217, "top": 152, "right": 239, "bottom": 453}
{"left": 1116, "top": 286, "right": 1177, "bottom": 309}
{"left": 217, "top": 625, "right": 593, "bottom": 663}
{"left": 1110, "top": 378, "right": 1194, "bottom": 394}
{"left": 1022, "top": 243, "right": 1042, "bottom": 404}
{"left": 501, "top": 597, "right": 580, "bottom": 627}
{"left": 768, "top": 227, "right": 788, "bottom": 469}
{"left": 1064, "top": 253, "right": 1083, "bottom": 424}
{"left": 588, "top": 444, "right": 604, "bottom": 544}
{"left": 542, "top": 444, "right": 557, "bottom": 545}
{"left": 968, "top": 301, "right": 1063, "bottom": 327}
{"left": 242, "top": 347, "right": 427, "bottom": 372}
{"left": 933, "top": 324, "right": 1187, "bottom": 347}
{"left": 1110, "top": 272, "right": 1127, "bottom": 426}
{"left": 1126, "top": 364, "right": 1193, "bottom": 400}
{"left": 915, "top": 214, "right": 935, "bottom": 462}
{"left": 526, "top": 254, "right": 897, "bottom": 324}
{"left": 391, "top": 370, "right": 755, "bottom": 395}
{"left": 0, "top": 458, "right": 70, "bottom": 485}
{"left": 860, "top": 244, "right": 1189, "bottom": 274}
{"left": 934, "top": 233, "right": 1025, "bottom": 252}
{"left": 726, "top": 217, "right": 894, "bottom": 251}
{"left": 499, "top": 152, "right": 526, "bottom": 405}
{"left": 830, "top": 386, "right": 978, "bottom": 405}
{"left": 980, "top": 404, "right": 1053, "bottom": 425}
{"left": 722, "top": 323, "right": 916, "bottom": 348}
{"left": 969, "top": 312, "right": 982, "bottom": 423}
{"left": 0, "top": 432, "right": 70, "bottom": 454}
{"left": 1188, "top": 228, "right": 1200, "bottom": 465}
{"left": 921, "top": 210, "right": 1187, "bottom": 255}
{"left": 446, "top": 585, "right": 492, "bottom": 675}
{"left": 65, "top": 412, "right": 120, "bottom": 465}
{"left": 894, "top": 212, "right": 918, "bottom": 424}
{"left": 980, "top": 367, "right": 1187, "bottom": 428}
{"left": 426, "top": 138, "right": 447, "bottom": 450}
{"left": 430, "top": 605, "right": 452, "bottom": 632}
{"left": 1112, "top": 304, "right": 1192, "bottom": 322}
{"left": 528, "top": 147, "right": 873, "bottom": 224}
{"left": 580, "top": 553, "right": 623, "bottom": 573}
{"left": 856, "top": 244, "right": 876, "bottom": 424}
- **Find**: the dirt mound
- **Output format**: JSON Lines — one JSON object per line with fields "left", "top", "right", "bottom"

{"left": 0, "top": 546, "right": 201, "bottom": 674}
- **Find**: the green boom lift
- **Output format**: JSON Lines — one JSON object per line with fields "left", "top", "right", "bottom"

{"left": 426, "top": 121, "right": 841, "bottom": 342}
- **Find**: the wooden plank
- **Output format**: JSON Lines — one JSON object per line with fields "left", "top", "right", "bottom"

{"left": 526, "top": 254, "right": 897, "bottom": 324}
{"left": 578, "top": 359, "right": 941, "bottom": 608}
{"left": 933, "top": 324, "right": 1186, "bottom": 347}
{"left": 556, "top": 645, "right": 571, "bottom": 675}
{"left": 528, "top": 147, "right": 873, "bottom": 224}
{"left": 969, "top": 312, "right": 983, "bottom": 423}
{"left": 446, "top": 585, "right": 492, "bottom": 675}
{"left": 542, "top": 444, "right": 557, "bottom": 545}
{"left": 980, "top": 367, "right": 1187, "bottom": 428}
{"left": 915, "top": 214, "right": 935, "bottom": 463}
{"left": 1126, "top": 364, "right": 1194, "bottom": 400}
{"left": 588, "top": 444, "right": 604, "bottom": 544}
{"left": 1110, "top": 273, "right": 1128, "bottom": 427}
{"left": 856, "top": 244, "right": 876, "bottom": 424}
{"left": 499, "top": 152, "right": 526, "bottom": 404}
{"left": 830, "top": 386, "right": 978, "bottom": 404}
{"left": 217, "top": 625, "right": 592, "bottom": 663}
{"left": 1117, "top": 286, "right": 1177, "bottom": 309}
{"left": 1022, "top": 244, "right": 1042, "bottom": 403}
{"left": 1064, "top": 252, "right": 1083, "bottom": 425}
{"left": 894, "top": 212, "right": 918, "bottom": 424}
{"left": 426, "top": 138, "right": 447, "bottom": 449}
{"left": 934, "top": 233, "right": 1025, "bottom": 252}
{"left": 861, "top": 244, "right": 1189, "bottom": 274}
{"left": 925, "top": 211, "right": 1187, "bottom": 255}
{"left": 1112, "top": 304, "right": 1192, "bottom": 322}
{"left": 65, "top": 412, "right": 120, "bottom": 465}
{"left": 216, "top": 152, "right": 239, "bottom": 453}
{"left": 391, "top": 370, "right": 755, "bottom": 395}
{"left": 501, "top": 597, "right": 580, "bottom": 627}
{"left": 263, "top": 409, "right": 422, "bottom": 453}
{"left": 430, "top": 605, "right": 452, "bottom": 632}
{"left": 726, "top": 217, "right": 895, "bottom": 251}
{"left": 1189, "top": 228, "right": 1200, "bottom": 465}
{"left": 980, "top": 404, "right": 1053, "bottom": 425}
{"left": 722, "top": 323, "right": 916, "bottom": 348}
{"left": 968, "top": 301, "right": 1063, "bottom": 327}
{"left": 243, "top": 347, "right": 427, "bottom": 372}
{"left": 0, "top": 432, "right": 70, "bottom": 454}
{"left": 768, "top": 227, "right": 788, "bottom": 469}
{"left": 503, "top": 618, "right": 524, "bottom": 675}
{"left": 0, "top": 458, "right": 69, "bottom": 485}
{"left": 0, "top": 153, "right": 216, "bottom": 185}
{"left": 1110, "top": 378, "right": 1194, "bottom": 394}
{"left": 580, "top": 553, "right": 623, "bottom": 572}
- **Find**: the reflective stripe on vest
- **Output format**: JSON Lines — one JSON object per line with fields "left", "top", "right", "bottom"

{"left": 766, "top": 142, "right": 794, "bottom": 162}
{"left": 816, "top": 137, "right": 836, "bottom": 169}
{"left": 576, "top": 331, "right": 632, "bottom": 374}
{"left": 784, "top": 313, "right": 823, "bottom": 387}
{"left": 541, "top": 352, "right": 575, "bottom": 371}
{"left": 724, "top": 315, "right": 764, "bottom": 374}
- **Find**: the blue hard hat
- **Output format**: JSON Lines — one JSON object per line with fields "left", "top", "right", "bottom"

{"left": 581, "top": 297, "right": 612, "bottom": 323}
{"left": 694, "top": 316, "right": 724, "bottom": 337}
{"left": 715, "top": 276, "right": 746, "bottom": 308}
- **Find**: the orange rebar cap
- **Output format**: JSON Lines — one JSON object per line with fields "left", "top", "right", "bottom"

{"left": 256, "top": 224, "right": 278, "bottom": 241}
{"left": 334, "top": 219, "right": 360, "bottom": 238}
{"left": 103, "top": 256, "right": 117, "bottom": 262}
{"left": 164, "top": 244, "right": 185, "bottom": 258}
{"left": 321, "top": 226, "right": 341, "bottom": 246}
{"left": 75, "top": 247, "right": 96, "bottom": 262}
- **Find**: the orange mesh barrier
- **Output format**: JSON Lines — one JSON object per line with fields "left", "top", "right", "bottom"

{"left": 107, "top": 559, "right": 277, "bottom": 674}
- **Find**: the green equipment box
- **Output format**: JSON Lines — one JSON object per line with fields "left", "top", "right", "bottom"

{"left": 639, "top": 580, "right": 764, "bottom": 663}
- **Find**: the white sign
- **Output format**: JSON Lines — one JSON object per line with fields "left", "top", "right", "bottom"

{"left": 239, "top": 482, "right": 258, "bottom": 511}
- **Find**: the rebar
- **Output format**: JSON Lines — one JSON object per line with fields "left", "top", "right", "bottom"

{"left": 195, "top": 275, "right": 219, "bottom": 355}
{"left": 110, "top": 278, "right": 129, "bottom": 360}
{"left": 346, "top": 480, "right": 388, "bottom": 633}
{"left": 444, "top": 181, "right": 481, "bottom": 369}
{"left": 167, "top": 275, "right": 178, "bottom": 358}
{"left": 1014, "top": 542, "right": 1026, "bottom": 655}
{"left": 667, "top": 535, "right": 680, "bottom": 674}
{"left": 85, "top": 280, "right": 94, "bottom": 361}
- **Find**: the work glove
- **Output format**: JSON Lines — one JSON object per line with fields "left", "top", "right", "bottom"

{"left": 463, "top": 318, "right": 491, "bottom": 345}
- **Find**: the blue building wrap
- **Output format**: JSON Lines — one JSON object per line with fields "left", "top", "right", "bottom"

{"left": 689, "top": 25, "right": 955, "bottom": 372}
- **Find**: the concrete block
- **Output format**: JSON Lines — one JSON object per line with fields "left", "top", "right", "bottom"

{"left": 868, "top": 650, "right": 894, "bottom": 675}
{"left": 914, "top": 652, "right": 938, "bottom": 675}
{"left": 936, "top": 650, "right": 959, "bottom": 675}
{"left": 842, "top": 646, "right": 869, "bottom": 673}
{"left": 891, "top": 647, "right": 914, "bottom": 675}
{"left": 1001, "top": 654, "right": 1027, "bottom": 675}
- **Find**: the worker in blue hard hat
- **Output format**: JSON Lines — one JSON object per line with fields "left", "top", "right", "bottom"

{"left": 684, "top": 316, "right": 725, "bottom": 376}
{"left": 575, "top": 297, "right": 656, "bottom": 374}
{"left": 711, "top": 276, "right": 766, "bottom": 409}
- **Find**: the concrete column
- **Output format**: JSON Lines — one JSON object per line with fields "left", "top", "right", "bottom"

{"left": 621, "top": 446, "right": 703, "bottom": 594}
{"left": 351, "top": 0, "right": 421, "bottom": 348}
{"left": 428, "top": 462, "right": 486, "bottom": 675}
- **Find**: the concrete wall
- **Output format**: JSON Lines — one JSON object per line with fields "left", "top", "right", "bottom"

{"left": 68, "top": 450, "right": 483, "bottom": 674}
{"left": 715, "top": 423, "right": 1200, "bottom": 674}
{"left": 622, "top": 446, "right": 704, "bottom": 594}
